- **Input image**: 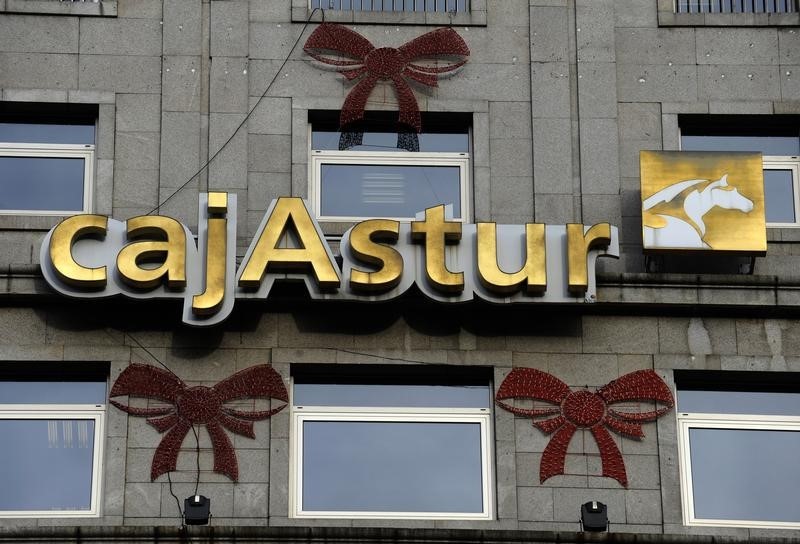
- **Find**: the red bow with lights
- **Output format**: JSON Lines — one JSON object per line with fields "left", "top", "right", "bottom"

{"left": 496, "top": 369, "right": 673, "bottom": 487}
{"left": 304, "top": 23, "right": 469, "bottom": 132}
{"left": 110, "top": 363, "right": 288, "bottom": 481}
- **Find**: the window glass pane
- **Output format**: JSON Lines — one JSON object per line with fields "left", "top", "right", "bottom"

{"left": 678, "top": 390, "right": 800, "bottom": 415}
{"left": 689, "top": 428, "right": 800, "bottom": 522}
{"left": 320, "top": 164, "right": 461, "bottom": 218}
{"left": 764, "top": 169, "right": 796, "bottom": 223}
{"left": 0, "top": 382, "right": 106, "bottom": 405}
{"left": 294, "top": 383, "right": 490, "bottom": 408}
{"left": 0, "top": 156, "right": 85, "bottom": 211}
{"left": 302, "top": 421, "right": 483, "bottom": 513}
{"left": 312, "top": 131, "right": 469, "bottom": 152}
{"left": 0, "top": 123, "right": 94, "bottom": 145}
{"left": 0, "top": 419, "right": 95, "bottom": 511}
{"left": 681, "top": 135, "right": 800, "bottom": 156}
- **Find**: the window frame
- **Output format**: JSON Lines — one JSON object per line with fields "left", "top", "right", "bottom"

{"left": 677, "top": 411, "right": 800, "bottom": 529}
{"left": 309, "top": 149, "right": 471, "bottom": 223}
{"left": 0, "top": 403, "right": 105, "bottom": 518}
{"left": 289, "top": 395, "right": 494, "bottom": 520}
{"left": 0, "top": 142, "right": 95, "bottom": 216}
{"left": 676, "top": 123, "right": 800, "bottom": 228}
{"left": 762, "top": 156, "right": 800, "bottom": 227}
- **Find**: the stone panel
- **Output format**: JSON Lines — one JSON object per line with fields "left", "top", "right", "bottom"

{"left": 0, "top": 53, "right": 78, "bottom": 90}
{"left": 0, "top": 14, "right": 79, "bottom": 54}
{"left": 79, "top": 18, "right": 162, "bottom": 56}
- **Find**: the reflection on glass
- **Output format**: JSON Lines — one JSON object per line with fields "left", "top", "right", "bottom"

{"left": 313, "top": 131, "right": 468, "bottom": 152}
{"left": 0, "top": 157, "right": 85, "bottom": 211}
{"left": 764, "top": 170, "right": 796, "bottom": 223}
{"left": 0, "top": 419, "right": 95, "bottom": 511}
{"left": 678, "top": 390, "right": 800, "bottom": 415}
{"left": 0, "top": 382, "right": 106, "bottom": 405}
{"left": 320, "top": 164, "right": 461, "bottom": 218}
{"left": 681, "top": 135, "right": 800, "bottom": 156}
{"left": 302, "top": 421, "right": 483, "bottom": 512}
{"left": 0, "top": 123, "right": 94, "bottom": 145}
{"left": 294, "top": 383, "right": 490, "bottom": 408}
{"left": 689, "top": 428, "right": 800, "bottom": 522}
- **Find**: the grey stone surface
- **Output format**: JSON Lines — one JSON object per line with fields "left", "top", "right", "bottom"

{"left": 79, "top": 55, "right": 161, "bottom": 93}
{"left": 533, "top": 117, "right": 573, "bottom": 194}
{"left": 582, "top": 316, "right": 659, "bottom": 355}
{"left": 79, "top": 18, "right": 162, "bottom": 57}
{"left": 614, "top": 0, "right": 657, "bottom": 28}
{"left": 117, "top": 94, "right": 161, "bottom": 133}
{"left": 531, "top": 7, "right": 569, "bottom": 63}
{"left": 696, "top": 28, "right": 779, "bottom": 65}
{"left": 163, "top": 0, "right": 202, "bottom": 56}
{"left": 0, "top": 15, "right": 79, "bottom": 54}
{"left": 617, "top": 63, "right": 698, "bottom": 102}
{"left": 211, "top": 0, "right": 248, "bottom": 57}
{"left": 517, "top": 487, "right": 554, "bottom": 522}
{"left": 0, "top": 53, "right": 78, "bottom": 89}
{"left": 210, "top": 57, "right": 249, "bottom": 114}
{"left": 578, "top": 63, "right": 618, "bottom": 119}
{"left": 116, "top": 0, "right": 160, "bottom": 18}
{"left": 580, "top": 118, "right": 620, "bottom": 195}
{"left": 616, "top": 28, "right": 696, "bottom": 65}
{"left": 162, "top": 56, "right": 203, "bottom": 112}
{"left": 575, "top": 0, "right": 616, "bottom": 63}
{"left": 531, "top": 63, "right": 571, "bottom": 119}
{"left": 697, "top": 65, "right": 781, "bottom": 101}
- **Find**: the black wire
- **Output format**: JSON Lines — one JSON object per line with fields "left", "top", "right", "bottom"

{"left": 166, "top": 471, "right": 185, "bottom": 527}
{"left": 192, "top": 425, "right": 201, "bottom": 496}
{"left": 125, "top": 332, "right": 182, "bottom": 381}
{"left": 122, "top": 331, "right": 195, "bottom": 524}
{"left": 147, "top": 8, "right": 325, "bottom": 216}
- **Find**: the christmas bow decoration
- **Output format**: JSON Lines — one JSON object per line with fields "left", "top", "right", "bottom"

{"left": 304, "top": 23, "right": 469, "bottom": 132}
{"left": 110, "top": 363, "right": 288, "bottom": 481}
{"left": 496, "top": 369, "right": 674, "bottom": 487}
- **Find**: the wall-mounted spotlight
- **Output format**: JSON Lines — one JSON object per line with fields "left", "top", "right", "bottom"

{"left": 184, "top": 495, "right": 211, "bottom": 525}
{"left": 580, "top": 501, "right": 608, "bottom": 532}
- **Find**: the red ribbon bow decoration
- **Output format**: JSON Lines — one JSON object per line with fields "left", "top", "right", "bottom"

{"left": 495, "top": 369, "right": 674, "bottom": 487}
{"left": 110, "top": 363, "right": 288, "bottom": 481}
{"left": 304, "top": 23, "right": 470, "bottom": 132}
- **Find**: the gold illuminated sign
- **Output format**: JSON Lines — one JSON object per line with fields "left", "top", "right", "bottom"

{"left": 41, "top": 195, "right": 619, "bottom": 327}
{"left": 640, "top": 151, "right": 767, "bottom": 253}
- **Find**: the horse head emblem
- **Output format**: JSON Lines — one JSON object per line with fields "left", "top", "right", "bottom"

{"left": 643, "top": 174, "right": 754, "bottom": 249}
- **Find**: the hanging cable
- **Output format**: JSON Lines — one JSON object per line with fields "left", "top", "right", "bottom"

{"left": 148, "top": 8, "right": 325, "bottom": 215}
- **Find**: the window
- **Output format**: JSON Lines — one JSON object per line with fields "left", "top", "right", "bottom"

{"left": 675, "top": 0, "right": 798, "bottom": 12}
{"left": 680, "top": 115, "right": 800, "bottom": 226}
{"left": 0, "top": 103, "right": 96, "bottom": 215}
{"left": 675, "top": 370, "right": 800, "bottom": 529}
{"left": 310, "top": 111, "right": 471, "bottom": 222}
{"left": 290, "top": 365, "right": 493, "bottom": 519}
{"left": 0, "top": 363, "right": 106, "bottom": 518}
{"left": 310, "top": 0, "right": 470, "bottom": 12}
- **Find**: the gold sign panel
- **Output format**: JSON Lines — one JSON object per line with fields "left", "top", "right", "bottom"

{"left": 640, "top": 151, "right": 766, "bottom": 254}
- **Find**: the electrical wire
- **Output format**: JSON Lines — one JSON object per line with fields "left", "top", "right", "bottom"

{"left": 166, "top": 471, "right": 185, "bottom": 527}
{"left": 147, "top": 8, "right": 325, "bottom": 216}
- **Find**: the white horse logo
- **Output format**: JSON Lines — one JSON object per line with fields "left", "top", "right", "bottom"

{"left": 643, "top": 174, "right": 754, "bottom": 249}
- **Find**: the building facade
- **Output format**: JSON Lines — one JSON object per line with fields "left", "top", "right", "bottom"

{"left": 0, "top": 0, "right": 800, "bottom": 542}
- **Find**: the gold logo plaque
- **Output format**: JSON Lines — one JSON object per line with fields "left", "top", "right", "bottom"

{"left": 640, "top": 151, "right": 766, "bottom": 254}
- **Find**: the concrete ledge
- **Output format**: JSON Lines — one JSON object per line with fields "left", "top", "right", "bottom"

{"left": 0, "top": 526, "right": 799, "bottom": 544}
{"left": 2, "top": 0, "right": 116, "bottom": 17}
